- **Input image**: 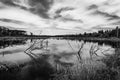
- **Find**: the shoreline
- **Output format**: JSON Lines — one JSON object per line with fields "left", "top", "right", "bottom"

{"left": 0, "top": 36, "right": 49, "bottom": 40}
{"left": 0, "top": 36, "right": 120, "bottom": 42}
{"left": 79, "top": 37, "right": 120, "bottom": 42}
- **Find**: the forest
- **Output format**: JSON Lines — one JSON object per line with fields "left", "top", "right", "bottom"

{"left": 53, "top": 26, "right": 120, "bottom": 38}
{"left": 0, "top": 26, "right": 27, "bottom": 37}
{"left": 80, "top": 27, "right": 119, "bottom": 38}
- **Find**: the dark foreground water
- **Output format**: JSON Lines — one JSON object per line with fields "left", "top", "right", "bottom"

{"left": 0, "top": 38, "right": 120, "bottom": 80}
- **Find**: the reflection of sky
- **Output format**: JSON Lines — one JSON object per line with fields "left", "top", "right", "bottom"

{"left": 0, "top": 43, "right": 31, "bottom": 65}
{"left": 0, "top": 39, "right": 115, "bottom": 67}
{"left": 0, "top": 52, "right": 31, "bottom": 65}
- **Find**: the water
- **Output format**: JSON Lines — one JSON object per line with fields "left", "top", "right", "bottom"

{"left": 0, "top": 38, "right": 120, "bottom": 80}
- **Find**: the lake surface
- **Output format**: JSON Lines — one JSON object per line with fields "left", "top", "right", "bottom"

{"left": 0, "top": 38, "right": 120, "bottom": 80}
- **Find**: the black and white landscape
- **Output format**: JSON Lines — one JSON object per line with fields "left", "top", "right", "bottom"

{"left": 0, "top": 0, "right": 120, "bottom": 80}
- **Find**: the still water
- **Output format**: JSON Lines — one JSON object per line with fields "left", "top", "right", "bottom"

{"left": 0, "top": 38, "right": 120, "bottom": 80}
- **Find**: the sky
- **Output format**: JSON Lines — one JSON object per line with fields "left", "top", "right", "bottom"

{"left": 0, "top": 0, "right": 120, "bottom": 35}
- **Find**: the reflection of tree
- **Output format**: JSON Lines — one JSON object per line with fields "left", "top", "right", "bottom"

{"left": 77, "top": 42, "right": 84, "bottom": 61}
{"left": 67, "top": 41, "right": 75, "bottom": 52}
{"left": 24, "top": 39, "right": 49, "bottom": 62}
{"left": 67, "top": 40, "right": 114, "bottom": 63}
{"left": 67, "top": 41, "right": 84, "bottom": 62}
{"left": 0, "top": 53, "right": 54, "bottom": 80}
{"left": 0, "top": 39, "right": 26, "bottom": 49}
{"left": 96, "top": 48, "right": 120, "bottom": 80}
{"left": 101, "top": 48, "right": 113, "bottom": 56}
{"left": 89, "top": 44, "right": 100, "bottom": 60}
{"left": 84, "top": 40, "right": 120, "bottom": 48}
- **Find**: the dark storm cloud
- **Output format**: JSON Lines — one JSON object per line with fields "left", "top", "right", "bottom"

{"left": 0, "top": 18, "right": 36, "bottom": 26}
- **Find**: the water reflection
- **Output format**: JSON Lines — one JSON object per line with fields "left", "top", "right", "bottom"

{"left": 84, "top": 40, "right": 120, "bottom": 48}
{"left": 0, "top": 38, "right": 120, "bottom": 80}
{"left": 0, "top": 39, "right": 26, "bottom": 49}
{"left": 0, "top": 55, "right": 55, "bottom": 80}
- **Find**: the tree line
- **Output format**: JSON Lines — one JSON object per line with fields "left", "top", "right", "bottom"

{"left": 0, "top": 25, "right": 120, "bottom": 38}
{"left": 53, "top": 26, "right": 120, "bottom": 38}
{"left": 0, "top": 26, "right": 27, "bottom": 37}
{"left": 80, "top": 26, "right": 119, "bottom": 38}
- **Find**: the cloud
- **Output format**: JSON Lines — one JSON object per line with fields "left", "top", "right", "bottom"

{"left": 56, "top": 14, "right": 83, "bottom": 23}
{"left": 91, "top": 26, "right": 115, "bottom": 31}
{"left": 13, "top": 0, "right": 31, "bottom": 9}
{"left": 55, "top": 7, "right": 75, "bottom": 14}
{"left": 0, "top": 0, "right": 54, "bottom": 18}
{"left": 0, "top": 7, "right": 51, "bottom": 28}
{"left": 0, "top": 0, "right": 16, "bottom": 6}
{"left": 74, "top": 26, "right": 95, "bottom": 32}
{"left": 91, "top": 10, "right": 120, "bottom": 20}
{"left": 0, "top": 18, "right": 37, "bottom": 27}
{"left": 87, "top": 4, "right": 98, "bottom": 10}
{"left": 0, "top": 0, "right": 120, "bottom": 35}
{"left": 61, "top": 17, "right": 83, "bottom": 23}
{"left": 53, "top": 7, "right": 75, "bottom": 19}
{"left": 28, "top": 0, "right": 54, "bottom": 18}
